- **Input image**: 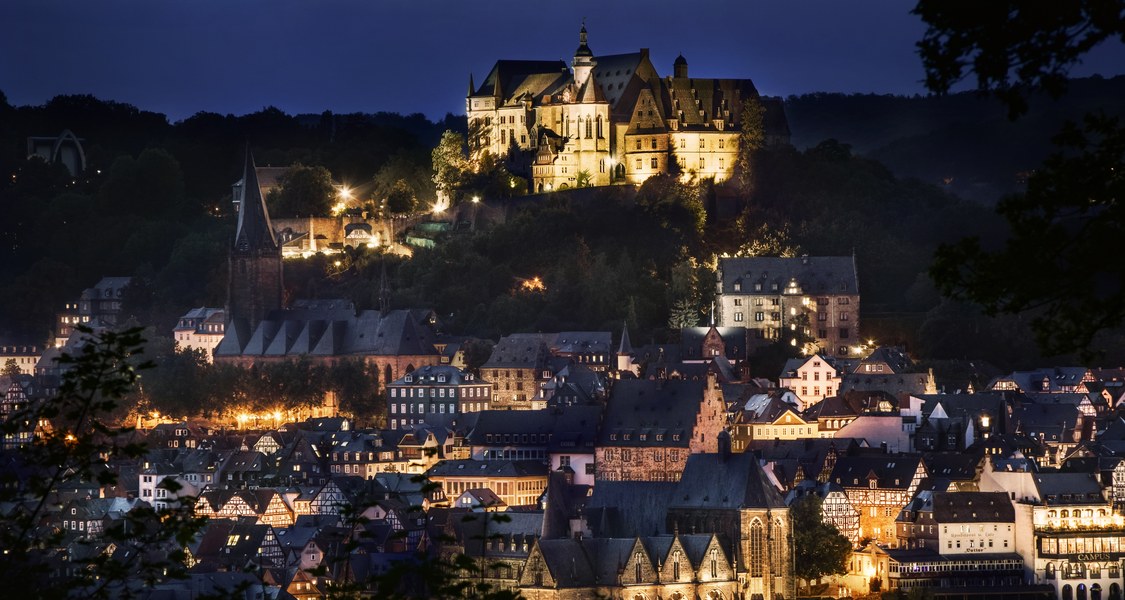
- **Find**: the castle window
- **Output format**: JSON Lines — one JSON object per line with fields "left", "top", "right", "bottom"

{"left": 635, "top": 139, "right": 641, "bottom": 151}
{"left": 719, "top": 139, "right": 725, "bottom": 149}
{"left": 651, "top": 157, "right": 658, "bottom": 169}
{"left": 651, "top": 138, "right": 657, "bottom": 149}
{"left": 734, "top": 312, "right": 743, "bottom": 322}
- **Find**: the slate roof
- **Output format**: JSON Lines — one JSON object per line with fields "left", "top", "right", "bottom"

{"left": 718, "top": 256, "right": 858, "bottom": 296}
{"left": 669, "top": 451, "right": 786, "bottom": 510}
{"left": 481, "top": 333, "right": 553, "bottom": 370}
{"left": 425, "top": 459, "right": 548, "bottom": 479}
{"left": 597, "top": 379, "right": 705, "bottom": 447}
{"left": 830, "top": 454, "right": 923, "bottom": 490}
{"left": 932, "top": 491, "right": 1013, "bottom": 522}
{"left": 586, "top": 481, "right": 678, "bottom": 538}
{"left": 215, "top": 307, "right": 440, "bottom": 359}
{"left": 1034, "top": 472, "right": 1104, "bottom": 504}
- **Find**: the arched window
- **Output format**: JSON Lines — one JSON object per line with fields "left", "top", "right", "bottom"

{"left": 1079, "top": 583, "right": 1088, "bottom": 600}
{"left": 596, "top": 115, "right": 603, "bottom": 138}
{"left": 750, "top": 519, "right": 764, "bottom": 577}
{"left": 772, "top": 519, "right": 785, "bottom": 574}
{"left": 1064, "top": 585, "right": 1074, "bottom": 600}
{"left": 673, "top": 550, "right": 681, "bottom": 581}
{"left": 635, "top": 552, "right": 643, "bottom": 583}
{"left": 1108, "top": 582, "right": 1120, "bottom": 600}
{"left": 1092, "top": 583, "right": 1102, "bottom": 600}
{"left": 710, "top": 547, "right": 718, "bottom": 578}
{"left": 585, "top": 117, "right": 592, "bottom": 139}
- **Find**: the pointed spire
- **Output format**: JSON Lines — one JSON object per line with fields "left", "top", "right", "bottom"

{"left": 468, "top": 73, "right": 475, "bottom": 97}
{"left": 925, "top": 368, "right": 938, "bottom": 395}
{"left": 492, "top": 70, "right": 503, "bottom": 99}
{"left": 233, "top": 146, "right": 278, "bottom": 253}
{"left": 618, "top": 321, "right": 633, "bottom": 355}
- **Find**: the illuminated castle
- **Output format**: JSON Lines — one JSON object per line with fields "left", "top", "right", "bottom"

{"left": 467, "top": 26, "right": 789, "bottom": 192}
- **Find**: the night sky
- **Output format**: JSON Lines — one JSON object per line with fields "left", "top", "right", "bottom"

{"left": 5, "top": 0, "right": 1125, "bottom": 122}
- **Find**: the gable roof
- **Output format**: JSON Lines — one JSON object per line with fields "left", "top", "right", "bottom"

{"left": 670, "top": 451, "right": 786, "bottom": 510}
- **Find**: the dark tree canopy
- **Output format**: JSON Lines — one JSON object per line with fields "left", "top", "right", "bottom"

{"left": 267, "top": 163, "right": 336, "bottom": 217}
{"left": 791, "top": 496, "right": 851, "bottom": 594}
{"left": 914, "top": 0, "right": 1125, "bottom": 117}
{"left": 919, "top": 1, "right": 1125, "bottom": 357}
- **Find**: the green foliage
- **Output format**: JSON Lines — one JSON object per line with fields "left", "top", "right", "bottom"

{"left": 432, "top": 131, "right": 469, "bottom": 196}
{"left": 791, "top": 496, "right": 851, "bottom": 595}
{"left": 932, "top": 114, "right": 1125, "bottom": 358}
{"left": 385, "top": 179, "right": 418, "bottom": 214}
{"left": 735, "top": 95, "right": 766, "bottom": 193}
{"left": 0, "top": 326, "right": 205, "bottom": 598}
{"left": 917, "top": 3, "right": 1125, "bottom": 359}
{"left": 913, "top": 1, "right": 1125, "bottom": 118}
{"left": 267, "top": 163, "right": 336, "bottom": 217}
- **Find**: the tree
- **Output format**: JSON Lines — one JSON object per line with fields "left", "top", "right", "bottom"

{"left": 432, "top": 131, "right": 469, "bottom": 199}
{"left": 917, "top": 2, "right": 1125, "bottom": 357}
{"left": 267, "top": 163, "right": 336, "bottom": 217}
{"left": 734, "top": 95, "right": 766, "bottom": 194}
{"left": 386, "top": 179, "right": 419, "bottom": 214}
{"left": 791, "top": 496, "right": 851, "bottom": 595}
{"left": 2, "top": 358, "right": 19, "bottom": 378}
{"left": 667, "top": 297, "right": 700, "bottom": 330}
{"left": 0, "top": 326, "right": 205, "bottom": 598}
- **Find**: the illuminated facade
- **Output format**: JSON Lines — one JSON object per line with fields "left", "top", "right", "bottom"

{"left": 716, "top": 256, "right": 860, "bottom": 357}
{"left": 467, "top": 27, "right": 788, "bottom": 193}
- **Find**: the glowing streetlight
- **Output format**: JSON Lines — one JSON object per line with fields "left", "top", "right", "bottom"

{"left": 338, "top": 186, "right": 353, "bottom": 200}
{"left": 471, "top": 195, "right": 480, "bottom": 204}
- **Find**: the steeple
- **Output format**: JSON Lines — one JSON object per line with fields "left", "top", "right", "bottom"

{"left": 468, "top": 73, "right": 475, "bottom": 97}
{"left": 618, "top": 321, "right": 633, "bottom": 355}
{"left": 572, "top": 24, "right": 596, "bottom": 89}
{"left": 233, "top": 147, "right": 278, "bottom": 254}
{"left": 227, "top": 146, "right": 283, "bottom": 331}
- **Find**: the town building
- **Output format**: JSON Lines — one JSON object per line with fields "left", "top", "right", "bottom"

{"left": 779, "top": 353, "right": 841, "bottom": 408}
{"left": 172, "top": 307, "right": 225, "bottom": 360}
{"left": 0, "top": 342, "right": 40, "bottom": 376}
{"left": 830, "top": 453, "right": 927, "bottom": 546}
{"left": 480, "top": 333, "right": 553, "bottom": 410}
{"left": 715, "top": 255, "right": 859, "bottom": 357}
{"left": 425, "top": 459, "right": 549, "bottom": 508}
{"left": 595, "top": 374, "right": 727, "bottom": 482}
{"left": 467, "top": 26, "right": 789, "bottom": 192}
{"left": 53, "top": 276, "right": 132, "bottom": 347}
{"left": 385, "top": 365, "right": 491, "bottom": 430}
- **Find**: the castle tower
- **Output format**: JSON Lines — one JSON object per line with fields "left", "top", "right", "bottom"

{"left": 572, "top": 24, "right": 596, "bottom": 89}
{"left": 228, "top": 148, "right": 283, "bottom": 331}
{"left": 616, "top": 321, "right": 635, "bottom": 374}
{"left": 673, "top": 53, "right": 688, "bottom": 78}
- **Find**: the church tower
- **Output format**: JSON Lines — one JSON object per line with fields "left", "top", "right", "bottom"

{"left": 572, "top": 24, "right": 596, "bottom": 89}
{"left": 227, "top": 148, "right": 283, "bottom": 331}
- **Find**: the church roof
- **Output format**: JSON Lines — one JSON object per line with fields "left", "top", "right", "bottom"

{"left": 670, "top": 451, "right": 788, "bottom": 510}
{"left": 233, "top": 148, "right": 278, "bottom": 253}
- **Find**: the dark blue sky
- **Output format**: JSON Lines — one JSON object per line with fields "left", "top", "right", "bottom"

{"left": 5, "top": 0, "right": 1125, "bottom": 122}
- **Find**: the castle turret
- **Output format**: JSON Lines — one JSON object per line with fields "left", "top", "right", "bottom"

{"left": 572, "top": 25, "right": 596, "bottom": 90}
{"left": 673, "top": 53, "right": 688, "bottom": 78}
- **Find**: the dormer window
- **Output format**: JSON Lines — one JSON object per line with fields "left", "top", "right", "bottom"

{"left": 405, "top": 375, "right": 413, "bottom": 383}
